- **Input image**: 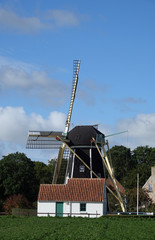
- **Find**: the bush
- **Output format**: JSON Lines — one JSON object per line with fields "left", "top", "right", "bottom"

{"left": 125, "top": 188, "right": 152, "bottom": 211}
{"left": 3, "top": 194, "right": 31, "bottom": 214}
{"left": 143, "top": 203, "right": 155, "bottom": 212}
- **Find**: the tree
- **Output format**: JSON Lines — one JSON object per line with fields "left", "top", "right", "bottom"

{"left": 0, "top": 152, "right": 38, "bottom": 202}
{"left": 144, "top": 203, "right": 155, "bottom": 212}
{"left": 48, "top": 158, "right": 67, "bottom": 184}
{"left": 125, "top": 188, "right": 152, "bottom": 211}
{"left": 107, "top": 193, "right": 122, "bottom": 212}
{"left": 34, "top": 161, "right": 53, "bottom": 184}
{"left": 57, "top": 158, "right": 68, "bottom": 184}
{"left": 131, "top": 146, "right": 155, "bottom": 187}
{"left": 109, "top": 145, "right": 155, "bottom": 189}
{"left": 132, "top": 146, "right": 155, "bottom": 166}
{"left": 48, "top": 159, "right": 57, "bottom": 175}
{"left": 110, "top": 145, "right": 135, "bottom": 186}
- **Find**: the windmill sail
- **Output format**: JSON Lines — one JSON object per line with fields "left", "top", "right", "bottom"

{"left": 52, "top": 60, "right": 81, "bottom": 183}
{"left": 26, "top": 131, "right": 65, "bottom": 149}
{"left": 64, "top": 60, "right": 81, "bottom": 134}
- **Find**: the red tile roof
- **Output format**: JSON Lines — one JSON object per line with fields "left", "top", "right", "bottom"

{"left": 106, "top": 178, "right": 125, "bottom": 194}
{"left": 38, "top": 178, "right": 105, "bottom": 202}
{"left": 38, "top": 178, "right": 125, "bottom": 202}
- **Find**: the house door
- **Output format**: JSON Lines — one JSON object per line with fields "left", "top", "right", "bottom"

{"left": 56, "top": 202, "right": 63, "bottom": 217}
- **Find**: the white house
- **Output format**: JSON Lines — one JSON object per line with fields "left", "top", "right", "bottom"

{"left": 38, "top": 178, "right": 107, "bottom": 217}
{"left": 143, "top": 166, "right": 155, "bottom": 203}
{"left": 37, "top": 178, "right": 124, "bottom": 217}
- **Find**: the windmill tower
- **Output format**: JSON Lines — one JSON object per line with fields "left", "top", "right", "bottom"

{"left": 66, "top": 125, "right": 105, "bottom": 180}
{"left": 26, "top": 60, "right": 126, "bottom": 212}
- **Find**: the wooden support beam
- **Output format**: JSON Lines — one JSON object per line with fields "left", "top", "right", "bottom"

{"left": 92, "top": 137, "right": 125, "bottom": 212}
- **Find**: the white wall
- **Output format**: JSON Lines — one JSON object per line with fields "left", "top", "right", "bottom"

{"left": 38, "top": 201, "right": 103, "bottom": 218}
{"left": 71, "top": 202, "right": 103, "bottom": 218}
{"left": 37, "top": 201, "right": 55, "bottom": 217}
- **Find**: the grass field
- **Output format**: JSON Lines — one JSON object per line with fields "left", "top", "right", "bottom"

{"left": 0, "top": 216, "right": 155, "bottom": 240}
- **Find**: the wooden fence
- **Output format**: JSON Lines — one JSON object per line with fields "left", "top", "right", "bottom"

{"left": 12, "top": 208, "right": 37, "bottom": 216}
{"left": 37, "top": 212, "right": 101, "bottom": 217}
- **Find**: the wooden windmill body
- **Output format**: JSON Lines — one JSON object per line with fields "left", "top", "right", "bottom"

{"left": 66, "top": 125, "right": 105, "bottom": 179}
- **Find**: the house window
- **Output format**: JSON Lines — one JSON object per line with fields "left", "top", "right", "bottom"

{"left": 80, "top": 203, "right": 86, "bottom": 211}
{"left": 79, "top": 165, "right": 85, "bottom": 173}
{"left": 148, "top": 184, "right": 153, "bottom": 192}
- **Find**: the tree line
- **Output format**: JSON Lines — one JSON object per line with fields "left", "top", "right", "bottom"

{"left": 109, "top": 145, "right": 155, "bottom": 211}
{"left": 0, "top": 145, "right": 155, "bottom": 212}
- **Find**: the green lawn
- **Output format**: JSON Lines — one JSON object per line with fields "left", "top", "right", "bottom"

{"left": 0, "top": 216, "right": 155, "bottom": 240}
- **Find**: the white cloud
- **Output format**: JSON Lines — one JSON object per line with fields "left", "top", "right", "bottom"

{"left": 0, "top": 66, "right": 35, "bottom": 89}
{"left": 29, "top": 111, "right": 66, "bottom": 132}
{"left": 115, "top": 113, "right": 155, "bottom": 149}
{"left": 98, "top": 113, "right": 155, "bottom": 150}
{"left": 0, "top": 106, "right": 66, "bottom": 144}
{"left": 0, "top": 7, "right": 80, "bottom": 33}
{"left": 0, "top": 7, "right": 50, "bottom": 33}
{"left": 0, "top": 57, "right": 69, "bottom": 107}
{"left": 0, "top": 55, "right": 37, "bottom": 72}
{"left": 0, "top": 66, "right": 49, "bottom": 89}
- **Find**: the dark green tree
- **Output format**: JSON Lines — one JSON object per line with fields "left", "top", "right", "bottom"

{"left": 0, "top": 152, "right": 38, "bottom": 202}
{"left": 110, "top": 145, "right": 135, "bottom": 186}
{"left": 48, "top": 158, "right": 67, "bottom": 184}
{"left": 47, "top": 158, "right": 57, "bottom": 180}
{"left": 110, "top": 145, "right": 155, "bottom": 189}
{"left": 132, "top": 146, "right": 155, "bottom": 166}
{"left": 34, "top": 161, "right": 53, "bottom": 184}
{"left": 131, "top": 146, "right": 155, "bottom": 187}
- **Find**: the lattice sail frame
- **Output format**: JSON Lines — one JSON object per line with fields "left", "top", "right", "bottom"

{"left": 26, "top": 131, "right": 67, "bottom": 149}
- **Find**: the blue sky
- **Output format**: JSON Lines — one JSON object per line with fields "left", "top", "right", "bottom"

{"left": 0, "top": 0, "right": 155, "bottom": 163}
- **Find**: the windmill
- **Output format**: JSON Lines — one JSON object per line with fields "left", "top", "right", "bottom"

{"left": 26, "top": 60, "right": 126, "bottom": 212}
